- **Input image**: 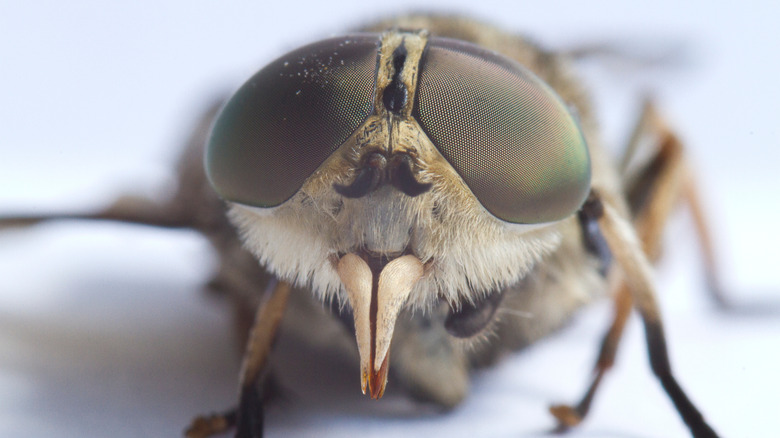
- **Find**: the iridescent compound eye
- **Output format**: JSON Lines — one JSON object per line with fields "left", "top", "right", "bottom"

{"left": 206, "top": 35, "right": 379, "bottom": 208}
{"left": 413, "top": 37, "right": 591, "bottom": 224}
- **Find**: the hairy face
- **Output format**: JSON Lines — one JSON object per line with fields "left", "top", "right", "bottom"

{"left": 228, "top": 156, "right": 565, "bottom": 311}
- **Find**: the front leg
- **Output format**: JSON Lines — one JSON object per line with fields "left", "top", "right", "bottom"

{"left": 185, "top": 279, "right": 292, "bottom": 438}
{"left": 592, "top": 191, "right": 718, "bottom": 438}
{"left": 551, "top": 99, "right": 689, "bottom": 428}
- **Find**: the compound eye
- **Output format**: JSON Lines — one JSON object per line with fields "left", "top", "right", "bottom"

{"left": 413, "top": 37, "right": 591, "bottom": 224}
{"left": 206, "top": 35, "right": 379, "bottom": 208}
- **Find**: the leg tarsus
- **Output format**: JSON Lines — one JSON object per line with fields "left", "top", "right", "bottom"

{"left": 678, "top": 174, "right": 779, "bottom": 315}
{"left": 550, "top": 284, "right": 632, "bottom": 428}
{"left": 235, "top": 382, "right": 265, "bottom": 438}
{"left": 644, "top": 323, "right": 719, "bottom": 438}
{"left": 549, "top": 370, "right": 604, "bottom": 429}
{"left": 185, "top": 408, "right": 237, "bottom": 438}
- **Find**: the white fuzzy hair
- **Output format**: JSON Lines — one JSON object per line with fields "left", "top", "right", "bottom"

{"left": 228, "top": 165, "right": 566, "bottom": 312}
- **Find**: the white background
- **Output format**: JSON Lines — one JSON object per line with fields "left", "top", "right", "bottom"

{"left": 1, "top": 1, "right": 779, "bottom": 437}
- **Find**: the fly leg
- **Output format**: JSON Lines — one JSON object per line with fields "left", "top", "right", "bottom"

{"left": 590, "top": 190, "right": 718, "bottom": 437}
{"left": 621, "top": 99, "right": 729, "bottom": 305}
{"left": 551, "top": 100, "right": 718, "bottom": 437}
{"left": 548, "top": 283, "right": 632, "bottom": 428}
{"left": 185, "top": 279, "right": 292, "bottom": 438}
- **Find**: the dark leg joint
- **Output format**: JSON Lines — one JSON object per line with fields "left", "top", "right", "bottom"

{"left": 580, "top": 190, "right": 605, "bottom": 221}
{"left": 578, "top": 191, "right": 612, "bottom": 276}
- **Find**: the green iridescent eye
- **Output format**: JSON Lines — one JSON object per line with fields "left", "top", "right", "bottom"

{"left": 413, "top": 37, "right": 591, "bottom": 224}
{"left": 206, "top": 35, "right": 379, "bottom": 208}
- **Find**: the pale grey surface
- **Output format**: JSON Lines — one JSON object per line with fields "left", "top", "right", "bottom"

{"left": 1, "top": 2, "right": 779, "bottom": 437}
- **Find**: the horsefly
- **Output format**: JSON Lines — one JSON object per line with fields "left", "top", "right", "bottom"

{"left": 1, "top": 14, "right": 722, "bottom": 438}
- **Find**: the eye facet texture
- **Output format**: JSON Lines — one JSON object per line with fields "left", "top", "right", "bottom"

{"left": 206, "top": 35, "right": 379, "bottom": 207}
{"left": 413, "top": 37, "right": 591, "bottom": 224}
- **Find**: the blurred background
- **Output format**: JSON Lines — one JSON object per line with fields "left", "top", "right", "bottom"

{"left": 1, "top": 1, "right": 778, "bottom": 437}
